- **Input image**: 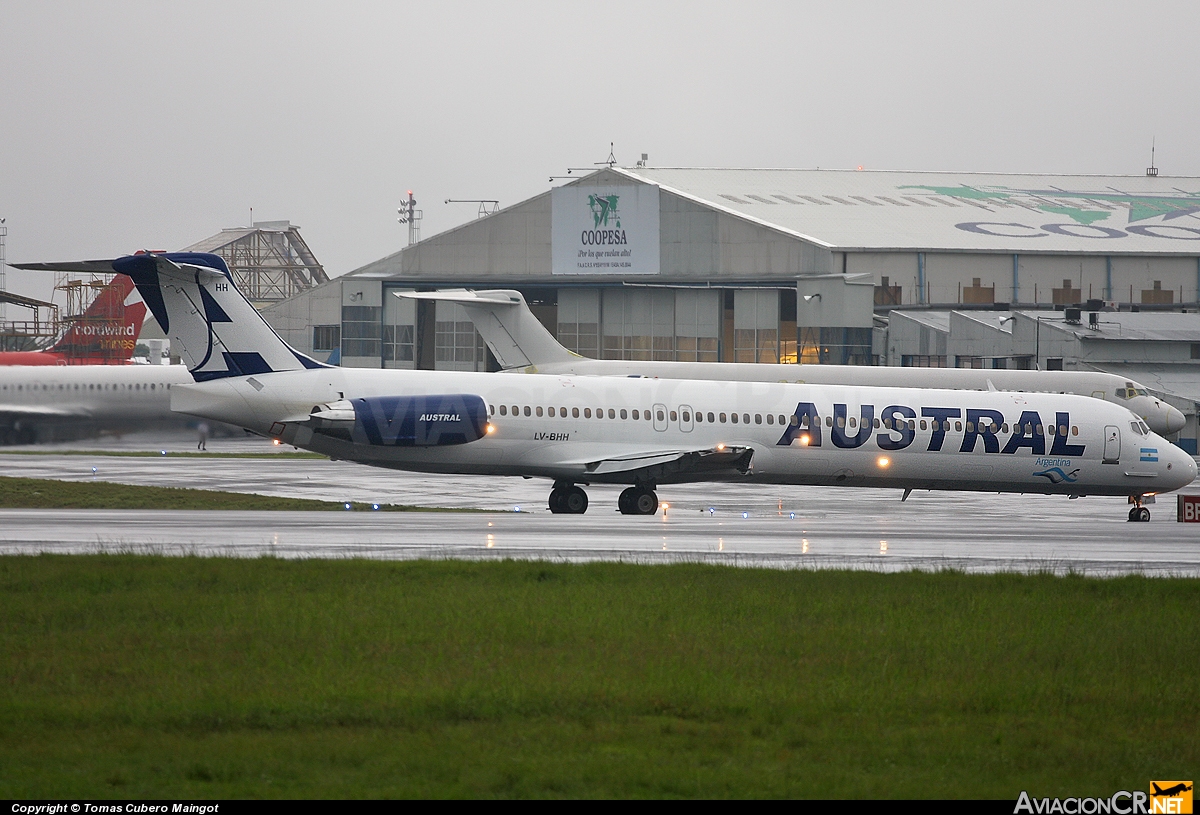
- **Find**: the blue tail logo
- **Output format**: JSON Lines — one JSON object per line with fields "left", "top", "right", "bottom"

{"left": 1033, "top": 467, "right": 1080, "bottom": 484}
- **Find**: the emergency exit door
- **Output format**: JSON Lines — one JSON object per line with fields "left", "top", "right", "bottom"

{"left": 1103, "top": 425, "right": 1120, "bottom": 464}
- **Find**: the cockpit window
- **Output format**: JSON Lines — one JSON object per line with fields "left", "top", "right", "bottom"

{"left": 1135, "top": 388, "right": 1148, "bottom": 397}
{"left": 1130, "top": 421, "right": 1146, "bottom": 436}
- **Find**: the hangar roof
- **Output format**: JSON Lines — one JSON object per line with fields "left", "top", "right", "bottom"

{"left": 613, "top": 167, "right": 1200, "bottom": 255}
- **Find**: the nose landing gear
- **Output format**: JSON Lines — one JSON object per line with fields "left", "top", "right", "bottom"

{"left": 1128, "top": 496, "right": 1151, "bottom": 523}
{"left": 618, "top": 485, "right": 659, "bottom": 515}
{"left": 548, "top": 482, "right": 589, "bottom": 514}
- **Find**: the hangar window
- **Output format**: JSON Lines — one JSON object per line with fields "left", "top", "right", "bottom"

{"left": 382, "top": 325, "right": 415, "bottom": 363}
{"left": 342, "top": 305, "right": 382, "bottom": 358}
{"left": 312, "top": 325, "right": 340, "bottom": 352}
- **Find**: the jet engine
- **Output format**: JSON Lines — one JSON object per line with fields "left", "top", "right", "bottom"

{"left": 308, "top": 394, "right": 489, "bottom": 447}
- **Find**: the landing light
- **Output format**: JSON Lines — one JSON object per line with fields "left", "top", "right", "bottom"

{"left": 272, "top": 439, "right": 282, "bottom": 446}
{"left": 716, "top": 443, "right": 726, "bottom": 451}
{"left": 877, "top": 456, "right": 890, "bottom": 468}
{"left": 660, "top": 502, "right": 669, "bottom": 510}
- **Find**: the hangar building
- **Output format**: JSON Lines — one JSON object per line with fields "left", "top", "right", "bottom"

{"left": 260, "top": 165, "right": 1200, "bottom": 444}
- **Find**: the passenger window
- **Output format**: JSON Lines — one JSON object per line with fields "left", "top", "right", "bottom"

{"left": 670, "top": 410, "right": 677, "bottom": 421}
{"left": 720, "top": 413, "right": 727, "bottom": 423}
{"left": 657, "top": 410, "right": 666, "bottom": 422}
{"left": 1059, "top": 424, "right": 1067, "bottom": 436}
{"left": 848, "top": 417, "right": 857, "bottom": 428}
{"left": 919, "top": 420, "right": 927, "bottom": 430}
{"left": 694, "top": 412, "right": 702, "bottom": 423}
{"left": 780, "top": 415, "right": 787, "bottom": 426}
{"left": 873, "top": 418, "right": 880, "bottom": 428}
{"left": 605, "top": 408, "right": 613, "bottom": 419}
{"left": 966, "top": 421, "right": 974, "bottom": 433}
{"left": 826, "top": 416, "right": 833, "bottom": 428}
{"left": 632, "top": 409, "right": 639, "bottom": 420}
{"left": 620, "top": 409, "right": 628, "bottom": 420}
{"left": 1071, "top": 426, "right": 1078, "bottom": 436}
{"left": 709, "top": 412, "right": 716, "bottom": 423}
{"left": 836, "top": 416, "right": 844, "bottom": 428}
{"left": 572, "top": 407, "right": 579, "bottom": 418}
{"left": 1035, "top": 424, "right": 1043, "bottom": 436}
{"left": 681, "top": 411, "right": 690, "bottom": 422}
{"left": 489, "top": 405, "right": 495, "bottom": 416}
{"left": 732, "top": 413, "right": 739, "bottom": 424}
{"left": 742, "top": 414, "right": 750, "bottom": 424}
{"left": 584, "top": 408, "right": 591, "bottom": 418}
{"left": 766, "top": 414, "right": 774, "bottom": 425}
{"left": 536, "top": 407, "right": 543, "bottom": 417}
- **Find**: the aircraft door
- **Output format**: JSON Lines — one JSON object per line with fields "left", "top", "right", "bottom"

{"left": 653, "top": 403, "right": 668, "bottom": 432}
{"left": 1103, "top": 425, "right": 1120, "bottom": 463}
{"left": 679, "top": 404, "right": 694, "bottom": 433}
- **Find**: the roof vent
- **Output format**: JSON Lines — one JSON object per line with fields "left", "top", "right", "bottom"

{"left": 1064, "top": 307, "right": 1082, "bottom": 325}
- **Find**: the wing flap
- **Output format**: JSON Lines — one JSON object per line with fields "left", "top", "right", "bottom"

{"left": 574, "top": 445, "right": 755, "bottom": 480}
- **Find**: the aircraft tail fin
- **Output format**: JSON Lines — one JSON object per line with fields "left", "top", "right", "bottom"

{"left": 399, "top": 289, "right": 580, "bottom": 369}
{"left": 47, "top": 274, "right": 147, "bottom": 362}
{"left": 112, "top": 252, "right": 328, "bottom": 381}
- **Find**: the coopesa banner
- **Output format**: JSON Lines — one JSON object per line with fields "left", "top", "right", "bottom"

{"left": 551, "top": 184, "right": 660, "bottom": 275}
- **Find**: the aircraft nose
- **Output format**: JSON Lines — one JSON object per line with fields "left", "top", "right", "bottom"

{"left": 1166, "top": 442, "right": 1198, "bottom": 490}
{"left": 1164, "top": 403, "right": 1187, "bottom": 434}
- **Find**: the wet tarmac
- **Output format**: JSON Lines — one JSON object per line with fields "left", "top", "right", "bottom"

{"left": 2, "top": 432, "right": 1198, "bottom": 576}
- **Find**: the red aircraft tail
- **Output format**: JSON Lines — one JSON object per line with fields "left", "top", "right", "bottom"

{"left": 47, "top": 274, "right": 148, "bottom": 363}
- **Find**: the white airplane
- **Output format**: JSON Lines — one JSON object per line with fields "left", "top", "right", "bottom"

{"left": 402, "top": 289, "right": 1187, "bottom": 436}
{"left": 31, "top": 252, "right": 1196, "bottom": 521}
{"left": 0, "top": 364, "right": 192, "bottom": 444}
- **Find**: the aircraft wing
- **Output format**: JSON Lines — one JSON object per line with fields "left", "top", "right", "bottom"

{"left": 0, "top": 404, "right": 79, "bottom": 418}
{"left": 568, "top": 444, "right": 754, "bottom": 481}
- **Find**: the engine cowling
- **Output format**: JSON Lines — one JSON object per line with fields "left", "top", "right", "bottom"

{"left": 346, "top": 393, "right": 489, "bottom": 447}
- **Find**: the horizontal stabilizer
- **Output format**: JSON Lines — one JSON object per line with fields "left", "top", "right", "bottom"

{"left": 11, "top": 260, "right": 120, "bottom": 274}
{"left": 399, "top": 289, "right": 579, "bottom": 369}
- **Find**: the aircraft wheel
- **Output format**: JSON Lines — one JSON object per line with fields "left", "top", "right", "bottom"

{"left": 563, "top": 485, "right": 588, "bottom": 514}
{"left": 1137, "top": 506, "right": 1151, "bottom": 523}
{"left": 618, "top": 487, "right": 637, "bottom": 515}
{"left": 548, "top": 487, "right": 566, "bottom": 514}
{"left": 633, "top": 488, "right": 659, "bottom": 516}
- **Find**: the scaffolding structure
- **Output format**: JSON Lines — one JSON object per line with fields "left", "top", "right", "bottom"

{"left": 181, "top": 220, "right": 329, "bottom": 305}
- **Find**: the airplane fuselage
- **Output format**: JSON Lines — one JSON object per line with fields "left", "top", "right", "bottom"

{"left": 173, "top": 367, "right": 1196, "bottom": 497}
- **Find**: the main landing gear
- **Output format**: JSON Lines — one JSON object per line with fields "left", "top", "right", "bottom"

{"left": 618, "top": 485, "right": 659, "bottom": 516}
{"left": 545, "top": 482, "right": 661, "bottom": 515}
{"left": 1128, "top": 497, "right": 1151, "bottom": 523}
{"left": 548, "top": 482, "right": 589, "bottom": 514}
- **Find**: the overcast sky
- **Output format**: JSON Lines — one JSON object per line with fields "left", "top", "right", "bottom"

{"left": 2, "top": 0, "right": 1198, "bottom": 300}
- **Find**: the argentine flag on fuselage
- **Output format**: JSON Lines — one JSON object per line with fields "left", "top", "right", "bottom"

{"left": 113, "top": 252, "right": 328, "bottom": 381}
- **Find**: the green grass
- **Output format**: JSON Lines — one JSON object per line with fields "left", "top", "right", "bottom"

{"left": 0, "top": 557, "right": 1196, "bottom": 798}
{"left": 0, "top": 476, "right": 469, "bottom": 512}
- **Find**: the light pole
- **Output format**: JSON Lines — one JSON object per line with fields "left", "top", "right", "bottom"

{"left": 1001, "top": 312, "right": 1058, "bottom": 371}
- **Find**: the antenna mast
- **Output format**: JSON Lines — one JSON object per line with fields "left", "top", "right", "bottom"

{"left": 397, "top": 191, "right": 423, "bottom": 245}
{"left": 1146, "top": 137, "right": 1159, "bottom": 177}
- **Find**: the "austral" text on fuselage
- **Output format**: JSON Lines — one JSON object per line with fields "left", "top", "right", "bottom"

{"left": 778, "top": 403, "right": 1086, "bottom": 456}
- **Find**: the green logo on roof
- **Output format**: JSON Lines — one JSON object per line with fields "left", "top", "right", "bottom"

{"left": 898, "top": 184, "right": 1200, "bottom": 226}
{"left": 588, "top": 194, "right": 621, "bottom": 228}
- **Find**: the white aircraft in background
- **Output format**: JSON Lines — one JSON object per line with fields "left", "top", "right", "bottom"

{"left": 401, "top": 289, "right": 1187, "bottom": 436}
{"left": 26, "top": 252, "right": 1196, "bottom": 521}
{"left": 0, "top": 363, "right": 192, "bottom": 444}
